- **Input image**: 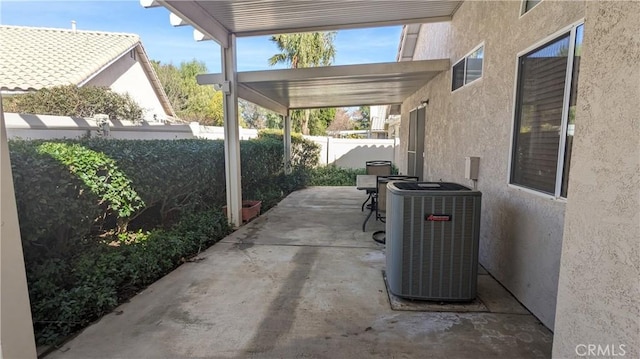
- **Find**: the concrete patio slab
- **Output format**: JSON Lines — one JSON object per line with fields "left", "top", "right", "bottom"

{"left": 47, "top": 187, "right": 552, "bottom": 359}
{"left": 223, "top": 187, "right": 384, "bottom": 248}
{"left": 384, "top": 271, "right": 489, "bottom": 312}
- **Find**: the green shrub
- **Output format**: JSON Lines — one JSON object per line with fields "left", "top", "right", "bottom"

{"left": 257, "top": 129, "right": 321, "bottom": 195}
{"left": 308, "top": 164, "right": 400, "bottom": 186}
{"left": 8, "top": 136, "right": 320, "bottom": 345}
{"left": 28, "top": 210, "right": 231, "bottom": 344}
{"left": 3, "top": 85, "right": 144, "bottom": 122}
{"left": 9, "top": 139, "right": 223, "bottom": 262}
{"left": 309, "top": 165, "right": 366, "bottom": 186}
{"left": 9, "top": 140, "right": 102, "bottom": 261}
{"left": 76, "top": 139, "right": 227, "bottom": 226}
{"left": 10, "top": 137, "right": 318, "bottom": 248}
{"left": 257, "top": 129, "right": 321, "bottom": 169}
{"left": 37, "top": 142, "right": 145, "bottom": 233}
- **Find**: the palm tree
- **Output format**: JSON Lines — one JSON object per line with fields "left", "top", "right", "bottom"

{"left": 268, "top": 32, "right": 336, "bottom": 135}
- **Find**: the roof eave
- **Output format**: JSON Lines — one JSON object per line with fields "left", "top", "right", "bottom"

{"left": 77, "top": 43, "right": 139, "bottom": 88}
{"left": 134, "top": 44, "right": 178, "bottom": 118}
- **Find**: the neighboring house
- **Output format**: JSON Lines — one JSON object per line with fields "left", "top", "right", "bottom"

{"left": 393, "top": 1, "right": 637, "bottom": 356}
{"left": 368, "top": 105, "right": 388, "bottom": 139}
{"left": 0, "top": 25, "right": 175, "bottom": 122}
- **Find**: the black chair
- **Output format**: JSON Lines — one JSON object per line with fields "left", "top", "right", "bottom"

{"left": 361, "top": 160, "right": 392, "bottom": 212}
{"left": 365, "top": 160, "right": 392, "bottom": 176}
{"left": 362, "top": 174, "right": 418, "bottom": 232}
{"left": 375, "top": 175, "right": 419, "bottom": 223}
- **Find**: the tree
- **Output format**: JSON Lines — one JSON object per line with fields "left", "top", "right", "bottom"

{"left": 351, "top": 106, "right": 370, "bottom": 130}
{"left": 326, "top": 108, "right": 353, "bottom": 133}
{"left": 239, "top": 99, "right": 287, "bottom": 130}
{"left": 268, "top": 32, "right": 336, "bottom": 69}
{"left": 308, "top": 108, "right": 336, "bottom": 135}
{"left": 268, "top": 32, "right": 336, "bottom": 135}
{"left": 152, "top": 62, "right": 187, "bottom": 115}
{"left": 152, "top": 60, "right": 224, "bottom": 126}
{"left": 239, "top": 100, "right": 264, "bottom": 129}
{"left": 265, "top": 112, "right": 283, "bottom": 129}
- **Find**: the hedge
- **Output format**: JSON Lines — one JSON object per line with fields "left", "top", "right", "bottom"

{"left": 3, "top": 85, "right": 144, "bottom": 123}
{"left": 8, "top": 135, "right": 320, "bottom": 344}
{"left": 308, "top": 166, "right": 366, "bottom": 186}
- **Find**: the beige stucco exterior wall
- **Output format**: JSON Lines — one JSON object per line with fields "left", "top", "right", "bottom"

{"left": 552, "top": 1, "right": 640, "bottom": 358}
{"left": 86, "top": 49, "right": 167, "bottom": 122}
{"left": 413, "top": 22, "right": 452, "bottom": 61}
{"left": 0, "top": 100, "right": 37, "bottom": 358}
{"left": 398, "top": 0, "right": 584, "bottom": 329}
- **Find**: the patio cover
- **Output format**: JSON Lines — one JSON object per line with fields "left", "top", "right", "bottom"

{"left": 141, "top": 0, "right": 461, "bottom": 227}
{"left": 0, "top": 3, "right": 465, "bottom": 356}
{"left": 196, "top": 59, "right": 450, "bottom": 115}
{"left": 142, "top": 0, "right": 462, "bottom": 48}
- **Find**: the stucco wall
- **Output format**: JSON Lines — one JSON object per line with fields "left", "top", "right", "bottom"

{"left": 86, "top": 49, "right": 167, "bottom": 122}
{"left": 552, "top": 1, "right": 640, "bottom": 358}
{"left": 413, "top": 21, "right": 452, "bottom": 61}
{"left": 398, "top": 0, "right": 584, "bottom": 329}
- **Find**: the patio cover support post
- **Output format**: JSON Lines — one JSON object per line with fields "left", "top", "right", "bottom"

{"left": 0, "top": 98, "right": 37, "bottom": 358}
{"left": 284, "top": 113, "right": 291, "bottom": 174}
{"left": 222, "top": 34, "right": 242, "bottom": 227}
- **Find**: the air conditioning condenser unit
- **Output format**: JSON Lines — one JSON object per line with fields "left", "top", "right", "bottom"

{"left": 385, "top": 182, "right": 481, "bottom": 301}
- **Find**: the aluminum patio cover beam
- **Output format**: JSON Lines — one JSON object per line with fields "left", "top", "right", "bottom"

{"left": 197, "top": 59, "right": 449, "bottom": 114}
{"left": 152, "top": 0, "right": 462, "bottom": 47}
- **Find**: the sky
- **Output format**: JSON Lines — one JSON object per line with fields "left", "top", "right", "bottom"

{"left": 0, "top": 0, "right": 403, "bottom": 73}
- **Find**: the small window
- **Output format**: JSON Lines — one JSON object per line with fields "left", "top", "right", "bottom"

{"left": 465, "top": 47, "right": 483, "bottom": 84}
{"left": 451, "top": 60, "right": 465, "bottom": 91}
{"left": 522, "top": 0, "right": 542, "bottom": 14}
{"left": 451, "top": 45, "right": 484, "bottom": 91}
{"left": 510, "top": 23, "right": 583, "bottom": 198}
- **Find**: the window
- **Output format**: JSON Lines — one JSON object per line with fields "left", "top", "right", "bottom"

{"left": 510, "top": 24, "right": 583, "bottom": 198}
{"left": 452, "top": 45, "right": 484, "bottom": 91}
{"left": 522, "top": 0, "right": 542, "bottom": 14}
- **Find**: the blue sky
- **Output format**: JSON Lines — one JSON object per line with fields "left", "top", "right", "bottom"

{"left": 0, "top": 0, "right": 402, "bottom": 72}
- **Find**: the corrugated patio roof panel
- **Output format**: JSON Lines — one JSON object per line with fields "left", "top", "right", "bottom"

{"left": 0, "top": 25, "right": 140, "bottom": 92}
{"left": 196, "top": 0, "right": 460, "bottom": 35}
{"left": 230, "top": 59, "right": 450, "bottom": 113}
{"left": 154, "top": 0, "right": 462, "bottom": 46}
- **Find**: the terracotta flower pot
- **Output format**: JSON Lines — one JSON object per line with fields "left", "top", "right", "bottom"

{"left": 223, "top": 200, "right": 262, "bottom": 223}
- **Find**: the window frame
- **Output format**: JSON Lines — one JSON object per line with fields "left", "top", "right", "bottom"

{"left": 520, "top": 0, "right": 543, "bottom": 17}
{"left": 507, "top": 20, "right": 584, "bottom": 200}
{"left": 451, "top": 42, "right": 484, "bottom": 92}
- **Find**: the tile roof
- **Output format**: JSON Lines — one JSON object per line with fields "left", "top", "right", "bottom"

{"left": 0, "top": 25, "right": 140, "bottom": 91}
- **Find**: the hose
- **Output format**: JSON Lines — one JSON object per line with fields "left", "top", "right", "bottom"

{"left": 372, "top": 230, "right": 386, "bottom": 244}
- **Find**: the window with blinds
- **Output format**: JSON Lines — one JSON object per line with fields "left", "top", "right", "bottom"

{"left": 510, "top": 24, "right": 583, "bottom": 198}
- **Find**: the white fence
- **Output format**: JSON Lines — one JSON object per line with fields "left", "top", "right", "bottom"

{"left": 305, "top": 136, "right": 396, "bottom": 168}
{"left": 4, "top": 113, "right": 396, "bottom": 169}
